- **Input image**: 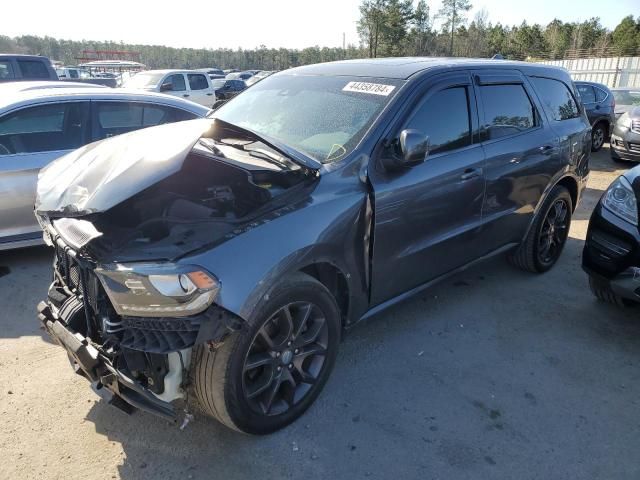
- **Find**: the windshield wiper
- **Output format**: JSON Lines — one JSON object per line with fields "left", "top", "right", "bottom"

{"left": 212, "top": 118, "right": 322, "bottom": 170}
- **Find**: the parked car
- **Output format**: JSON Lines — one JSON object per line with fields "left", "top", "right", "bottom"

{"left": 211, "top": 78, "right": 246, "bottom": 100}
{"left": 35, "top": 58, "right": 590, "bottom": 434}
{"left": 226, "top": 71, "right": 254, "bottom": 81}
{"left": 0, "top": 54, "right": 58, "bottom": 82}
{"left": 612, "top": 88, "right": 640, "bottom": 117}
{"left": 123, "top": 70, "right": 217, "bottom": 107}
{"left": 0, "top": 81, "right": 107, "bottom": 92}
{"left": 0, "top": 86, "right": 209, "bottom": 250}
{"left": 245, "top": 70, "right": 275, "bottom": 87}
{"left": 196, "top": 68, "right": 225, "bottom": 79}
{"left": 575, "top": 81, "right": 616, "bottom": 152}
{"left": 610, "top": 106, "right": 640, "bottom": 163}
{"left": 583, "top": 164, "right": 640, "bottom": 306}
{"left": 56, "top": 66, "right": 118, "bottom": 88}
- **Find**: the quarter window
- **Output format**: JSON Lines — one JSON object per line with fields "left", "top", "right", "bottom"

{"left": 188, "top": 74, "right": 209, "bottom": 90}
{"left": 405, "top": 87, "right": 472, "bottom": 154}
{"left": 17, "top": 59, "right": 50, "bottom": 79}
{"left": 594, "top": 87, "right": 608, "bottom": 102}
{"left": 0, "top": 102, "right": 88, "bottom": 155}
{"left": 165, "top": 74, "right": 186, "bottom": 92}
{"left": 530, "top": 77, "right": 580, "bottom": 121}
{"left": 479, "top": 84, "right": 536, "bottom": 140}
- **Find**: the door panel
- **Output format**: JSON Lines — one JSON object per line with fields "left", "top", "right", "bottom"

{"left": 369, "top": 73, "right": 485, "bottom": 306}
{"left": 0, "top": 151, "right": 68, "bottom": 238}
{"left": 472, "top": 71, "right": 563, "bottom": 252}
{"left": 0, "top": 101, "right": 89, "bottom": 238}
{"left": 187, "top": 73, "right": 214, "bottom": 106}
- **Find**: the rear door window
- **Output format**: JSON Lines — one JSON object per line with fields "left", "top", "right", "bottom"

{"left": 17, "top": 59, "right": 51, "bottom": 79}
{"left": 479, "top": 84, "right": 536, "bottom": 140}
{"left": 405, "top": 86, "right": 472, "bottom": 154}
{"left": 0, "top": 102, "right": 89, "bottom": 154}
{"left": 0, "top": 61, "right": 15, "bottom": 80}
{"left": 94, "top": 101, "right": 196, "bottom": 139}
{"left": 188, "top": 74, "right": 209, "bottom": 90}
{"left": 530, "top": 77, "right": 580, "bottom": 121}
{"left": 576, "top": 84, "right": 596, "bottom": 103}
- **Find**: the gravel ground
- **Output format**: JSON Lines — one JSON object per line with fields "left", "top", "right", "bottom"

{"left": 1, "top": 147, "right": 639, "bottom": 480}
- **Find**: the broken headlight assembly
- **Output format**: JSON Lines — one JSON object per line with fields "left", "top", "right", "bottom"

{"left": 94, "top": 263, "right": 220, "bottom": 317}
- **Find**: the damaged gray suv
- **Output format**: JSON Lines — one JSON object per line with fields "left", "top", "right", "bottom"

{"left": 36, "top": 58, "right": 590, "bottom": 434}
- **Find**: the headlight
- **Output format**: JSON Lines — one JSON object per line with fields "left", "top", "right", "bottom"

{"left": 602, "top": 176, "right": 638, "bottom": 225}
{"left": 617, "top": 113, "right": 632, "bottom": 130}
{"left": 94, "top": 263, "right": 220, "bottom": 317}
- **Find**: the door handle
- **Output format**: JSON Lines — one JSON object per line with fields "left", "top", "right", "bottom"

{"left": 183, "top": 94, "right": 189, "bottom": 97}
{"left": 206, "top": 93, "right": 213, "bottom": 96}
{"left": 539, "top": 145, "right": 554, "bottom": 155}
{"left": 460, "top": 168, "right": 483, "bottom": 180}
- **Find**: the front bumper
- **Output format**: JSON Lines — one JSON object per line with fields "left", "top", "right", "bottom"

{"left": 583, "top": 202, "right": 640, "bottom": 301}
{"left": 37, "top": 301, "right": 177, "bottom": 420}
{"left": 610, "top": 131, "right": 640, "bottom": 162}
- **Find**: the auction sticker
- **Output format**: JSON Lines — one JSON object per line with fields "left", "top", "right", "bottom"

{"left": 343, "top": 82, "right": 395, "bottom": 96}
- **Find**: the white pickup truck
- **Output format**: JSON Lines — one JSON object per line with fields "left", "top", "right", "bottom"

{"left": 123, "top": 69, "right": 216, "bottom": 107}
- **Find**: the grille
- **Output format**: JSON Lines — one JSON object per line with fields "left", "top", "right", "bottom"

{"left": 629, "top": 142, "right": 640, "bottom": 153}
{"left": 632, "top": 119, "right": 640, "bottom": 134}
{"left": 119, "top": 316, "right": 201, "bottom": 353}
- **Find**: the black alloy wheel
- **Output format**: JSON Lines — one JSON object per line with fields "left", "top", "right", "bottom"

{"left": 537, "top": 198, "right": 570, "bottom": 267}
{"left": 192, "top": 273, "right": 340, "bottom": 434}
{"left": 242, "top": 301, "right": 329, "bottom": 416}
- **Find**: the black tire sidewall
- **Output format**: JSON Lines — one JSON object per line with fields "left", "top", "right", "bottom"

{"left": 223, "top": 276, "right": 341, "bottom": 434}
{"left": 591, "top": 124, "right": 605, "bottom": 151}
{"left": 533, "top": 186, "right": 572, "bottom": 272}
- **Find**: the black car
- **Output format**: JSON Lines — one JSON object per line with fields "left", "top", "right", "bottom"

{"left": 583, "top": 165, "right": 640, "bottom": 306}
{"left": 35, "top": 58, "right": 590, "bottom": 434}
{"left": 0, "top": 54, "right": 58, "bottom": 82}
{"left": 211, "top": 78, "right": 246, "bottom": 100}
{"left": 575, "top": 81, "right": 616, "bottom": 152}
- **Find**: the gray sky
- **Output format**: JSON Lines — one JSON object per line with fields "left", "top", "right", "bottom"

{"left": 4, "top": 0, "right": 638, "bottom": 50}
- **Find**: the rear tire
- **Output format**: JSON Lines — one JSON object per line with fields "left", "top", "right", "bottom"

{"left": 192, "top": 272, "right": 341, "bottom": 434}
{"left": 588, "top": 276, "right": 630, "bottom": 307}
{"left": 508, "top": 185, "right": 572, "bottom": 273}
{"left": 591, "top": 122, "right": 606, "bottom": 152}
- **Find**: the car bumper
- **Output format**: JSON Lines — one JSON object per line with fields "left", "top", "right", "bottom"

{"left": 37, "top": 300, "right": 178, "bottom": 421}
{"left": 583, "top": 203, "right": 640, "bottom": 301}
{"left": 610, "top": 131, "right": 640, "bottom": 162}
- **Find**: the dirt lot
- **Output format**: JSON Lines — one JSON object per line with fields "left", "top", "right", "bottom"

{"left": 1, "top": 147, "right": 639, "bottom": 480}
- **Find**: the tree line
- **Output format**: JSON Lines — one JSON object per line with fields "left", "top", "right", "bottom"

{"left": 358, "top": 0, "right": 640, "bottom": 60}
{"left": 0, "top": 35, "right": 366, "bottom": 71}
{"left": 1, "top": 4, "right": 639, "bottom": 71}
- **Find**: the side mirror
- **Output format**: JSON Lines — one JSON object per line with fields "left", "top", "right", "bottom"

{"left": 160, "top": 82, "right": 172, "bottom": 92}
{"left": 382, "top": 129, "right": 429, "bottom": 170}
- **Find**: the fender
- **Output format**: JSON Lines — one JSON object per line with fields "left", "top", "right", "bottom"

{"left": 180, "top": 171, "right": 370, "bottom": 325}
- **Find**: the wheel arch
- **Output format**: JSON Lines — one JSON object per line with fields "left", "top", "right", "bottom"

{"left": 300, "top": 262, "right": 351, "bottom": 329}
{"left": 521, "top": 173, "right": 580, "bottom": 243}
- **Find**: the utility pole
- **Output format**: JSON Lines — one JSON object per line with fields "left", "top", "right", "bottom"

{"left": 450, "top": 3, "right": 456, "bottom": 56}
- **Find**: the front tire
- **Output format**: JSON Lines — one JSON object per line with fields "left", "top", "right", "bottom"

{"left": 508, "top": 185, "right": 572, "bottom": 273}
{"left": 193, "top": 273, "right": 341, "bottom": 434}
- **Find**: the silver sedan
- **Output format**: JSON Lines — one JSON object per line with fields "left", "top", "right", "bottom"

{"left": 0, "top": 83, "right": 210, "bottom": 250}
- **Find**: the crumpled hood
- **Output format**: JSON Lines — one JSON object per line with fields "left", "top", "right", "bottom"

{"left": 35, "top": 118, "right": 214, "bottom": 216}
